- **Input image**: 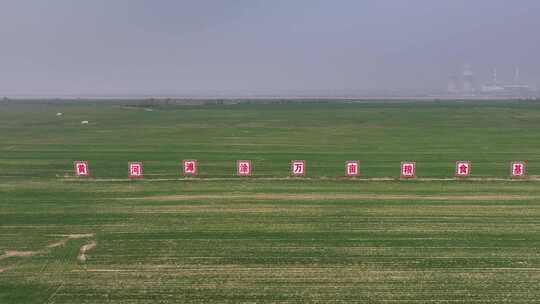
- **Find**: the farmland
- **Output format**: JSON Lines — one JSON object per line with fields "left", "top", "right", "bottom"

{"left": 1, "top": 100, "right": 540, "bottom": 303}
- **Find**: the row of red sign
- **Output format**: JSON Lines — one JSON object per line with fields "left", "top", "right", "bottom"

{"left": 72, "top": 160, "right": 528, "bottom": 178}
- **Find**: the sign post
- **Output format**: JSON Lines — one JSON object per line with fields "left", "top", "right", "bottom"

{"left": 400, "top": 161, "right": 416, "bottom": 179}
{"left": 183, "top": 160, "right": 198, "bottom": 177}
{"left": 128, "top": 162, "right": 144, "bottom": 179}
{"left": 510, "top": 161, "right": 526, "bottom": 178}
{"left": 237, "top": 160, "right": 252, "bottom": 177}
{"left": 291, "top": 160, "right": 306, "bottom": 177}
{"left": 455, "top": 161, "right": 471, "bottom": 178}
{"left": 345, "top": 161, "right": 360, "bottom": 177}
{"left": 74, "top": 161, "right": 89, "bottom": 177}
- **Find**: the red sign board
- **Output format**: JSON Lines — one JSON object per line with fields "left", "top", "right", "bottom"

{"left": 455, "top": 161, "right": 471, "bottom": 177}
{"left": 291, "top": 160, "right": 306, "bottom": 177}
{"left": 183, "top": 160, "right": 198, "bottom": 176}
{"left": 74, "top": 161, "right": 89, "bottom": 177}
{"left": 510, "top": 161, "right": 526, "bottom": 178}
{"left": 345, "top": 161, "right": 360, "bottom": 177}
{"left": 237, "top": 160, "right": 252, "bottom": 177}
{"left": 128, "top": 162, "right": 144, "bottom": 179}
{"left": 400, "top": 161, "right": 416, "bottom": 179}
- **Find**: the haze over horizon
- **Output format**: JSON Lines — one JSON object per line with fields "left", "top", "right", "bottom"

{"left": 1, "top": 0, "right": 539, "bottom": 96}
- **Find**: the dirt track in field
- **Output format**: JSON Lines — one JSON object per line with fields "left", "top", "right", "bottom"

{"left": 0, "top": 234, "right": 95, "bottom": 263}
{"left": 0, "top": 250, "right": 39, "bottom": 260}
{"left": 126, "top": 193, "right": 538, "bottom": 202}
{"left": 77, "top": 241, "right": 97, "bottom": 262}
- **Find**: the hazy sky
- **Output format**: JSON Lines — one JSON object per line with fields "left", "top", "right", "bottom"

{"left": 1, "top": 0, "right": 539, "bottom": 95}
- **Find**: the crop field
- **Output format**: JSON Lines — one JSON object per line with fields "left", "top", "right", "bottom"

{"left": 1, "top": 100, "right": 540, "bottom": 303}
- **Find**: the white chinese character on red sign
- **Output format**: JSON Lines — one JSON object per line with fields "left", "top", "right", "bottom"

{"left": 345, "top": 161, "right": 360, "bottom": 177}
{"left": 237, "top": 160, "right": 252, "bottom": 177}
{"left": 291, "top": 160, "right": 306, "bottom": 177}
{"left": 401, "top": 161, "right": 416, "bottom": 178}
{"left": 74, "top": 161, "right": 89, "bottom": 177}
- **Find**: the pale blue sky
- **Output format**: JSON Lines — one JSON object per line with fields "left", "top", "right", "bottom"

{"left": 1, "top": 0, "right": 539, "bottom": 95}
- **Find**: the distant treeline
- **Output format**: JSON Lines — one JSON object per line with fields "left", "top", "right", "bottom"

{"left": 2, "top": 97, "right": 539, "bottom": 107}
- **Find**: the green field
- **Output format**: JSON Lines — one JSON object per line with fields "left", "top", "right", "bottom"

{"left": 1, "top": 100, "right": 540, "bottom": 303}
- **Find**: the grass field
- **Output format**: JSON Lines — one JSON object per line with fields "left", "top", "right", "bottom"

{"left": 1, "top": 100, "right": 540, "bottom": 303}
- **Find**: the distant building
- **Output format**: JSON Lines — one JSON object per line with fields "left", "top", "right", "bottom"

{"left": 462, "top": 65, "right": 476, "bottom": 94}
{"left": 481, "top": 68, "right": 536, "bottom": 97}
{"left": 481, "top": 68, "right": 505, "bottom": 93}
{"left": 447, "top": 65, "right": 536, "bottom": 98}
{"left": 447, "top": 75, "right": 459, "bottom": 93}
